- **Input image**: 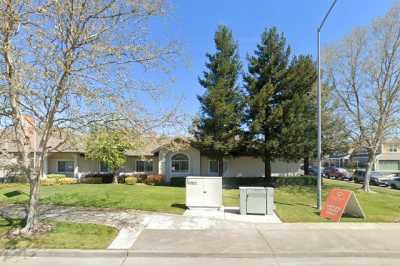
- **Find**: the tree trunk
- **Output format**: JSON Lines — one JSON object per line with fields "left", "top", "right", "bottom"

{"left": 218, "top": 158, "right": 224, "bottom": 177}
{"left": 264, "top": 156, "right": 272, "bottom": 180}
{"left": 20, "top": 172, "right": 40, "bottom": 234}
{"left": 113, "top": 171, "right": 118, "bottom": 184}
{"left": 363, "top": 152, "right": 375, "bottom": 192}
{"left": 303, "top": 157, "right": 310, "bottom": 175}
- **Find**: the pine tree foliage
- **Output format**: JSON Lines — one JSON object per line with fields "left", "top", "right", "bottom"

{"left": 280, "top": 55, "right": 317, "bottom": 173}
{"left": 191, "top": 25, "right": 243, "bottom": 175}
{"left": 243, "top": 27, "right": 291, "bottom": 179}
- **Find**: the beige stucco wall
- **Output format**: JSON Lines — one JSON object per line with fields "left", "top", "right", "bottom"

{"left": 78, "top": 156, "right": 99, "bottom": 172}
{"left": 121, "top": 156, "right": 157, "bottom": 174}
{"left": 200, "top": 155, "right": 302, "bottom": 177}
{"left": 47, "top": 152, "right": 77, "bottom": 174}
{"left": 382, "top": 143, "right": 400, "bottom": 153}
{"left": 270, "top": 160, "right": 303, "bottom": 176}
{"left": 161, "top": 146, "right": 201, "bottom": 182}
{"left": 47, "top": 152, "right": 157, "bottom": 176}
{"left": 43, "top": 149, "right": 301, "bottom": 180}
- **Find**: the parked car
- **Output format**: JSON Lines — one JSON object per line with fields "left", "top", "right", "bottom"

{"left": 325, "top": 167, "right": 352, "bottom": 180}
{"left": 388, "top": 178, "right": 400, "bottom": 189}
{"left": 353, "top": 170, "right": 367, "bottom": 183}
{"left": 300, "top": 165, "right": 324, "bottom": 176}
{"left": 353, "top": 170, "right": 397, "bottom": 186}
{"left": 308, "top": 166, "right": 324, "bottom": 176}
{"left": 370, "top": 172, "right": 397, "bottom": 186}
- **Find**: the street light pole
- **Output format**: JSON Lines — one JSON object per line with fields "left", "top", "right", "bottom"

{"left": 317, "top": 0, "right": 337, "bottom": 210}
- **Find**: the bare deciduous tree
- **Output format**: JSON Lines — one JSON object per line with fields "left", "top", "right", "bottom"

{"left": 325, "top": 4, "right": 400, "bottom": 192}
{"left": 0, "top": 0, "right": 179, "bottom": 234}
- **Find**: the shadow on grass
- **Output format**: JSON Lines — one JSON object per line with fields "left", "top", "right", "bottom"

{"left": 0, "top": 216, "right": 27, "bottom": 249}
{"left": 170, "top": 203, "right": 186, "bottom": 210}
{"left": 0, "top": 216, "right": 25, "bottom": 229}
{"left": 275, "top": 201, "right": 313, "bottom": 208}
{"left": 3, "top": 191, "right": 23, "bottom": 198}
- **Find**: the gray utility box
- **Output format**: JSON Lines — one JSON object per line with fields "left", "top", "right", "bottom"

{"left": 239, "top": 187, "right": 274, "bottom": 215}
{"left": 186, "top": 176, "right": 222, "bottom": 209}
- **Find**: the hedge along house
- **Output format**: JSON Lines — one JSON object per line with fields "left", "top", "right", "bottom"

{"left": 1, "top": 133, "right": 303, "bottom": 182}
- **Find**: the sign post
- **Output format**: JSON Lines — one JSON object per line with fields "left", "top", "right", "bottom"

{"left": 320, "top": 188, "right": 365, "bottom": 222}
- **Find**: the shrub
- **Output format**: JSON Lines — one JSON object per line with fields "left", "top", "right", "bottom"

{"left": 6, "top": 175, "right": 28, "bottom": 183}
{"left": 47, "top": 174, "right": 67, "bottom": 180}
{"left": 57, "top": 177, "right": 78, "bottom": 185}
{"left": 145, "top": 175, "right": 165, "bottom": 185}
{"left": 169, "top": 176, "right": 317, "bottom": 188}
{"left": 41, "top": 178, "right": 57, "bottom": 186}
{"left": 117, "top": 175, "right": 126, "bottom": 183}
{"left": 170, "top": 177, "right": 186, "bottom": 187}
{"left": 81, "top": 173, "right": 114, "bottom": 183}
{"left": 274, "top": 176, "right": 316, "bottom": 187}
{"left": 80, "top": 177, "right": 103, "bottom": 184}
{"left": 132, "top": 174, "right": 147, "bottom": 183}
{"left": 125, "top": 176, "right": 137, "bottom": 185}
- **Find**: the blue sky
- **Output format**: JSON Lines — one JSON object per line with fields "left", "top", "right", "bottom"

{"left": 143, "top": 0, "right": 397, "bottom": 132}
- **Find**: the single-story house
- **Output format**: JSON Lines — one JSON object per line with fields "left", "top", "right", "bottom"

{"left": 0, "top": 135, "right": 302, "bottom": 182}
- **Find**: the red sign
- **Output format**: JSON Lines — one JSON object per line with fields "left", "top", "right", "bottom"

{"left": 320, "top": 189, "right": 352, "bottom": 222}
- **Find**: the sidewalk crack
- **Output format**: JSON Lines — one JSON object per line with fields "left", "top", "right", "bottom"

{"left": 255, "top": 226, "right": 280, "bottom": 265}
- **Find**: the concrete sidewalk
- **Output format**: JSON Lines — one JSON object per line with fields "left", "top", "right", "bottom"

{"left": 130, "top": 223, "right": 400, "bottom": 258}
{"left": 2, "top": 223, "right": 400, "bottom": 265}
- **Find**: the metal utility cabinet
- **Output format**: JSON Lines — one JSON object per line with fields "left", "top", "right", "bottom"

{"left": 239, "top": 187, "right": 274, "bottom": 215}
{"left": 186, "top": 176, "right": 222, "bottom": 209}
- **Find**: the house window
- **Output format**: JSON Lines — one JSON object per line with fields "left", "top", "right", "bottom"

{"left": 389, "top": 144, "right": 398, "bottom": 152}
{"left": 171, "top": 154, "right": 189, "bottom": 173}
{"left": 57, "top": 161, "right": 74, "bottom": 173}
{"left": 209, "top": 160, "right": 219, "bottom": 174}
{"left": 136, "top": 160, "right": 153, "bottom": 172}
{"left": 100, "top": 161, "right": 110, "bottom": 172}
{"left": 379, "top": 160, "right": 400, "bottom": 171}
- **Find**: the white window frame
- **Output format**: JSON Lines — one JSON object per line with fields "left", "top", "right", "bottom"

{"left": 57, "top": 160, "right": 74, "bottom": 173}
{"left": 99, "top": 161, "right": 111, "bottom": 173}
{"left": 389, "top": 144, "right": 398, "bottom": 153}
{"left": 170, "top": 153, "right": 190, "bottom": 174}
{"left": 135, "top": 160, "right": 153, "bottom": 173}
{"left": 208, "top": 159, "right": 219, "bottom": 175}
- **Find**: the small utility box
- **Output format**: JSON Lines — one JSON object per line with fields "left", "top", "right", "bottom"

{"left": 240, "top": 187, "right": 274, "bottom": 215}
{"left": 186, "top": 176, "right": 222, "bottom": 209}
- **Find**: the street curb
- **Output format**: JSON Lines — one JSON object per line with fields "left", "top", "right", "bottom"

{"left": 2, "top": 249, "right": 400, "bottom": 259}
{"left": 126, "top": 251, "right": 400, "bottom": 258}
{"left": 0, "top": 249, "right": 128, "bottom": 258}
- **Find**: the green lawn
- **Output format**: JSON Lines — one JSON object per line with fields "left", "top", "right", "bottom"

{"left": 225, "top": 180, "right": 400, "bottom": 222}
{"left": 0, "top": 218, "right": 118, "bottom": 249}
{"left": 0, "top": 183, "right": 186, "bottom": 214}
{"left": 1, "top": 180, "right": 400, "bottom": 222}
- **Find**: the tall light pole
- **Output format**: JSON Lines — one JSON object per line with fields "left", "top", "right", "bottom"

{"left": 317, "top": 0, "right": 337, "bottom": 210}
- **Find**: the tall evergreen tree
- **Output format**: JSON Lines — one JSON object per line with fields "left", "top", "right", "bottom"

{"left": 280, "top": 55, "right": 317, "bottom": 175}
{"left": 244, "top": 27, "right": 291, "bottom": 180}
{"left": 281, "top": 57, "right": 350, "bottom": 174}
{"left": 191, "top": 25, "right": 243, "bottom": 176}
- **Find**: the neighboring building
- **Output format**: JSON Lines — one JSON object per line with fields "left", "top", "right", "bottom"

{"left": 376, "top": 139, "right": 400, "bottom": 173}
{"left": 326, "top": 139, "right": 400, "bottom": 173}
{"left": 0, "top": 134, "right": 302, "bottom": 182}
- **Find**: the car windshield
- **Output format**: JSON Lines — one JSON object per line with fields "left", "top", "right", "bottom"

{"left": 371, "top": 172, "right": 384, "bottom": 176}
